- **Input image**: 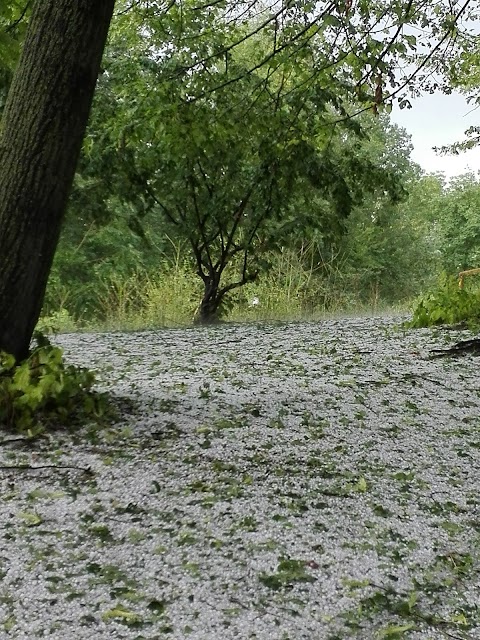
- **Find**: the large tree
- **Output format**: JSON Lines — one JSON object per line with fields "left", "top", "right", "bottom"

{"left": 0, "top": 0, "right": 115, "bottom": 361}
{"left": 76, "top": 3, "right": 410, "bottom": 324}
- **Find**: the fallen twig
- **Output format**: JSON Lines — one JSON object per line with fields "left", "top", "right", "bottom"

{"left": 0, "top": 464, "right": 94, "bottom": 476}
{"left": 430, "top": 338, "right": 480, "bottom": 358}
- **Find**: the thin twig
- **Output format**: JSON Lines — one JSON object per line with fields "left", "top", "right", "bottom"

{"left": 0, "top": 464, "right": 94, "bottom": 476}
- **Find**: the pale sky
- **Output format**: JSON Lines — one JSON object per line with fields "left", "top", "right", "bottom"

{"left": 390, "top": 92, "right": 480, "bottom": 178}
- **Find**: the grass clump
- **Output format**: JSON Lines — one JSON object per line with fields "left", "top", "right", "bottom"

{"left": 0, "top": 333, "right": 106, "bottom": 435}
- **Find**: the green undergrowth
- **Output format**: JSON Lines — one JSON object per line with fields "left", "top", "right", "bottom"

{"left": 38, "top": 271, "right": 407, "bottom": 335}
{"left": 0, "top": 332, "right": 109, "bottom": 435}
{"left": 39, "top": 241, "right": 416, "bottom": 332}
{"left": 407, "top": 273, "right": 480, "bottom": 329}
{"left": 37, "top": 300, "right": 406, "bottom": 336}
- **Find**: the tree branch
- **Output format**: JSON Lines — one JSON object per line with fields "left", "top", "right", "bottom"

{"left": 5, "top": 1, "right": 32, "bottom": 33}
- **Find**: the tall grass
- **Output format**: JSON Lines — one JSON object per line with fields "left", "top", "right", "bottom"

{"left": 38, "top": 242, "right": 410, "bottom": 334}
{"left": 229, "top": 247, "right": 398, "bottom": 323}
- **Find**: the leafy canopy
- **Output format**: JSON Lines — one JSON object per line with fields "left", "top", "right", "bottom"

{"left": 75, "top": 0, "right": 409, "bottom": 320}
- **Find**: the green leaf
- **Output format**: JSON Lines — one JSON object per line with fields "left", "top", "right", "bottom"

{"left": 17, "top": 511, "right": 43, "bottom": 527}
{"left": 101, "top": 605, "right": 142, "bottom": 624}
{"left": 354, "top": 476, "right": 368, "bottom": 492}
{"left": 376, "top": 623, "right": 416, "bottom": 638}
{"left": 12, "top": 364, "right": 31, "bottom": 390}
{"left": 0, "top": 351, "right": 15, "bottom": 372}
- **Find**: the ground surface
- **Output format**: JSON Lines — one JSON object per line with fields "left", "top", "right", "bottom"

{"left": 1, "top": 316, "right": 480, "bottom": 639}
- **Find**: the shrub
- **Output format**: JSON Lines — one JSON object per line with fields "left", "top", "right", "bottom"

{"left": 0, "top": 333, "right": 106, "bottom": 435}
{"left": 407, "top": 274, "right": 480, "bottom": 329}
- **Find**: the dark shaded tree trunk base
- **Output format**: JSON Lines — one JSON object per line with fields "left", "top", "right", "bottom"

{"left": 193, "top": 310, "right": 223, "bottom": 326}
{"left": 193, "top": 299, "right": 223, "bottom": 326}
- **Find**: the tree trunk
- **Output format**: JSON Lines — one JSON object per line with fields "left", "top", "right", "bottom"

{"left": 0, "top": 0, "right": 115, "bottom": 361}
{"left": 194, "top": 276, "right": 223, "bottom": 325}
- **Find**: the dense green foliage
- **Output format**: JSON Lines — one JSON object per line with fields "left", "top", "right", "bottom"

{"left": 0, "top": 1, "right": 30, "bottom": 111}
{"left": 0, "top": 334, "right": 106, "bottom": 434}
{"left": 44, "top": 166, "right": 480, "bottom": 330}
{"left": 434, "top": 175, "right": 480, "bottom": 273}
{"left": 407, "top": 274, "right": 480, "bottom": 329}
{"left": 70, "top": 1, "right": 416, "bottom": 323}
{"left": 40, "top": 1, "right": 429, "bottom": 326}
{"left": 406, "top": 173, "right": 480, "bottom": 328}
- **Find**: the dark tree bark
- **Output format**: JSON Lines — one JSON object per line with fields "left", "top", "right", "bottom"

{"left": 193, "top": 266, "right": 259, "bottom": 325}
{"left": 0, "top": 0, "right": 115, "bottom": 361}
{"left": 194, "top": 275, "right": 224, "bottom": 326}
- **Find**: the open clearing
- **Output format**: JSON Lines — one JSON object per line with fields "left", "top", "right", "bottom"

{"left": 1, "top": 316, "right": 479, "bottom": 639}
